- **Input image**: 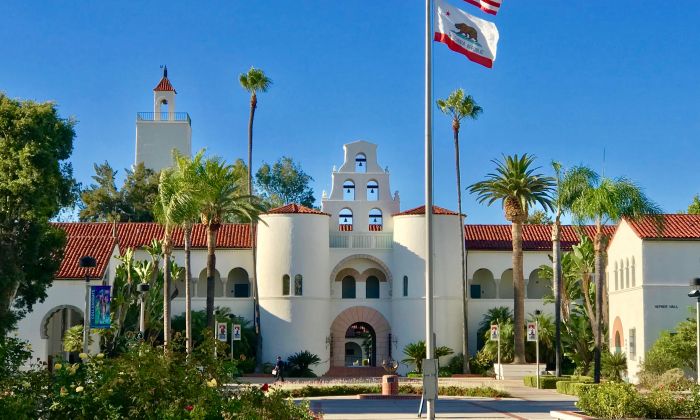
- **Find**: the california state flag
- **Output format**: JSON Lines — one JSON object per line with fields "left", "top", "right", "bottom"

{"left": 434, "top": 0, "right": 499, "bottom": 68}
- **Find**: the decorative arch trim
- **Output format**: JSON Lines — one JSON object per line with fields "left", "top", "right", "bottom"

{"left": 611, "top": 316, "right": 624, "bottom": 349}
{"left": 329, "top": 306, "right": 391, "bottom": 367}
{"left": 40, "top": 305, "right": 83, "bottom": 339}
{"left": 330, "top": 254, "right": 393, "bottom": 296}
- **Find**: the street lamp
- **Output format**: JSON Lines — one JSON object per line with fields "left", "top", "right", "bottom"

{"left": 79, "top": 256, "right": 96, "bottom": 355}
{"left": 689, "top": 278, "right": 700, "bottom": 385}
{"left": 136, "top": 283, "right": 151, "bottom": 336}
{"left": 535, "top": 310, "right": 542, "bottom": 389}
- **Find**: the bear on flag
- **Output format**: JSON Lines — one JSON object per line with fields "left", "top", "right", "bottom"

{"left": 434, "top": 0, "right": 499, "bottom": 68}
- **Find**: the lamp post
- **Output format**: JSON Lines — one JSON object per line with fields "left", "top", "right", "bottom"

{"left": 535, "top": 310, "right": 541, "bottom": 389}
{"left": 228, "top": 313, "right": 236, "bottom": 362}
{"left": 689, "top": 278, "right": 700, "bottom": 385}
{"left": 136, "top": 283, "right": 150, "bottom": 336}
{"left": 79, "top": 256, "right": 96, "bottom": 355}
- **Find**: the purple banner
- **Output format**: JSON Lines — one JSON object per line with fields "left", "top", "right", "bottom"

{"left": 90, "top": 285, "right": 111, "bottom": 329}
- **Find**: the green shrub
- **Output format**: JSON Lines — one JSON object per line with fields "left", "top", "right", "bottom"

{"left": 556, "top": 381, "right": 592, "bottom": 396}
{"left": 286, "top": 350, "right": 321, "bottom": 377}
{"left": 438, "top": 367, "right": 452, "bottom": 377}
{"left": 601, "top": 352, "right": 627, "bottom": 382}
{"left": 656, "top": 368, "right": 693, "bottom": 391}
{"left": 684, "top": 385, "right": 700, "bottom": 418}
{"left": 642, "top": 389, "right": 683, "bottom": 419}
{"left": 577, "top": 383, "right": 647, "bottom": 419}
{"left": 407, "top": 372, "right": 422, "bottom": 378}
{"left": 523, "top": 375, "right": 566, "bottom": 389}
{"left": 447, "top": 353, "right": 464, "bottom": 374}
{"left": 282, "top": 384, "right": 509, "bottom": 398}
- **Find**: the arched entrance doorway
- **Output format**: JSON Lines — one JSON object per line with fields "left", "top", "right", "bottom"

{"left": 41, "top": 305, "right": 83, "bottom": 365}
{"left": 329, "top": 306, "right": 390, "bottom": 369}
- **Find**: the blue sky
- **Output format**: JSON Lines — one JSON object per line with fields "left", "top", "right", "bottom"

{"left": 2, "top": 1, "right": 699, "bottom": 223}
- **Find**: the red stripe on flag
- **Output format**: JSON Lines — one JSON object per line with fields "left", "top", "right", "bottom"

{"left": 463, "top": 0, "right": 498, "bottom": 15}
{"left": 434, "top": 33, "right": 493, "bottom": 68}
{"left": 481, "top": 0, "right": 501, "bottom": 8}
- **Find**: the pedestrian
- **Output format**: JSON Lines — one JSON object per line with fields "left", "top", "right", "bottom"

{"left": 273, "top": 356, "right": 284, "bottom": 383}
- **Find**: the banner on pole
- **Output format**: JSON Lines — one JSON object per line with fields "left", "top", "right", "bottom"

{"left": 216, "top": 322, "right": 228, "bottom": 342}
{"left": 490, "top": 324, "right": 499, "bottom": 341}
{"left": 89, "top": 285, "right": 111, "bottom": 329}
{"left": 463, "top": 0, "right": 502, "bottom": 16}
{"left": 434, "top": 0, "right": 499, "bottom": 68}
{"left": 527, "top": 322, "right": 538, "bottom": 342}
{"left": 232, "top": 324, "right": 242, "bottom": 341}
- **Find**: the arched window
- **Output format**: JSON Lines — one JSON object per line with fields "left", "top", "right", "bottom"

{"left": 159, "top": 99, "right": 168, "bottom": 119}
{"left": 343, "top": 180, "right": 355, "bottom": 200}
{"left": 499, "top": 269, "right": 513, "bottom": 299}
{"left": 614, "top": 262, "right": 619, "bottom": 290}
{"left": 342, "top": 276, "right": 356, "bottom": 299}
{"left": 294, "top": 274, "right": 303, "bottom": 296}
{"left": 527, "top": 269, "right": 550, "bottom": 299}
{"left": 403, "top": 275, "right": 408, "bottom": 297}
{"left": 227, "top": 268, "right": 250, "bottom": 297}
{"left": 369, "top": 208, "right": 383, "bottom": 231}
{"left": 471, "top": 269, "right": 496, "bottom": 299}
{"left": 198, "top": 269, "right": 222, "bottom": 297}
{"left": 339, "top": 208, "right": 353, "bottom": 231}
{"left": 355, "top": 153, "right": 367, "bottom": 172}
{"left": 625, "top": 258, "right": 630, "bottom": 289}
{"left": 367, "top": 180, "right": 379, "bottom": 201}
{"left": 631, "top": 257, "right": 636, "bottom": 287}
{"left": 282, "top": 275, "right": 290, "bottom": 296}
{"left": 366, "top": 276, "right": 380, "bottom": 299}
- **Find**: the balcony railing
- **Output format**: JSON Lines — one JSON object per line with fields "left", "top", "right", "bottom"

{"left": 137, "top": 112, "right": 191, "bottom": 124}
{"left": 330, "top": 232, "right": 393, "bottom": 249}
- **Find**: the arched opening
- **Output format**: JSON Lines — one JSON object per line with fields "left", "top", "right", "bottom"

{"left": 403, "top": 275, "right": 408, "bottom": 297}
{"left": 527, "top": 269, "right": 550, "bottom": 299}
{"left": 614, "top": 331, "right": 622, "bottom": 353}
{"left": 198, "top": 268, "right": 222, "bottom": 297}
{"left": 367, "top": 180, "right": 379, "bottom": 201}
{"left": 471, "top": 268, "right": 496, "bottom": 299}
{"left": 294, "top": 274, "right": 303, "bottom": 296}
{"left": 345, "top": 322, "right": 376, "bottom": 366}
{"left": 173, "top": 269, "right": 186, "bottom": 298}
{"left": 366, "top": 276, "right": 380, "bottom": 299}
{"left": 42, "top": 306, "right": 83, "bottom": 365}
{"left": 343, "top": 180, "right": 355, "bottom": 201}
{"left": 342, "top": 276, "right": 356, "bottom": 299}
{"left": 339, "top": 208, "right": 353, "bottom": 231}
{"left": 631, "top": 257, "right": 636, "bottom": 287}
{"left": 611, "top": 316, "right": 624, "bottom": 354}
{"left": 499, "top": 269, "right": 513, "bottom": 299}
{"left": 625, "top": 258, "right": 630, "bottom": 288}
{"left": 282, "top": 274, "right": 290, "bottom": 296}
{"left": 614, "top": 261, "right": 619, "bottom": 290}
{"left": 227, "top": 268, "right": 250, "bottom": 298}
{"left": 344, "top": 342, "right": 363, "bottom": 366}
{"left": 369, "top": 208, "right": 383, "bottom": 231}
{"left": 159, "top": 99, "right": 168, "bottom": 118}
{"left": 355, "top": 153, "right": 367, "bottom": 173}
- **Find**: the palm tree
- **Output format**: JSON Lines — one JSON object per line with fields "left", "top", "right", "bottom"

{"left": 469, "top": 154, "right": 555, "bottom": 363}
{"left": 401, "top": 340, "right": 454, "bottom": 373}
{"left": 197, "top": 156, "right": 262, "bottom": 330}
{"left": 154, "top": 169, "right": 180, "bottom": 349}
{"left": 437, "top": 88, "right": 483, "bottom": 374}
{"left": 550, "top": 163, "right": 598, "bottom": 375}
{"left": 171, "top": 150, "right": 204, "bottom": 355}
{"left": 569, "top": 173, "right": 661, "bottom": 383}
{"left": 239, "top": 67, "right": 272, "bottom": 366}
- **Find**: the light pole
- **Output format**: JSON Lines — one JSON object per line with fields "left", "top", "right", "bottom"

{"left": 79, "top": 256, "right": 96, "bottom": 355}
{"left": 535, "top": 310, "right": 541, "bottom": 389}
{"left": 689, "top": 278, "right": 700, "bottom": 385}
{"left": 136, "top": 283, "right": 150, "bottom": 337}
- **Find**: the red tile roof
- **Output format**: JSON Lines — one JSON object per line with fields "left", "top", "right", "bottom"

{"left": 464, "top": 224, "right": 616, "bottom": 251}
{"left": 266, "top": 204, "right": 329, "bottom": 215}
{"left": 153, "top": 77, "right": 176, "bottom": 93}
{"left": 393, "top": 205, "right": 459, "bottom": 216}
{"left": 625, "top": 214, "right": 700, "bottom": 240}
{"left": 52, "top": 223, "right": 252, "bottom": 279}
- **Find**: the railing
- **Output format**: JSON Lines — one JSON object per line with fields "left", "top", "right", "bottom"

{"left": 137, "top": 112, "right": 191, "bottom": 124}
{"left": 330, "top": 232, "right": 393, "bottom": 249}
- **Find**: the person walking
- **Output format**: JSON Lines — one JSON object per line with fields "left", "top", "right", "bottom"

{"left": 273, "top": 356, "right": 284, "bottom": 383}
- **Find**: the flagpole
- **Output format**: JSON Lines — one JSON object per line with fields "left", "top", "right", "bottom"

{"left": 425, "top": 0, "right": 436, "bottom": 419}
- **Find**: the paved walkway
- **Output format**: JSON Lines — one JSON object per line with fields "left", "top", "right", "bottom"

{"left": 239, "top": 376, "right": 578, "bottom": 419}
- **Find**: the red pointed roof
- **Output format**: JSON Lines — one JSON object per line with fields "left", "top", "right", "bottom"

{"left": 625, "top": 214, "right": 700, "bottom": 240}
{"left": 464, "top": 224, "right": 616, "bottom": 251}
{"left": 153, "top": 77, "right": 176, "bottom": 93}
{"left": 266, "top": 204, "right": 329, "bottom": 215}
{"left": 393, "top": 205, "right": 459, "bottom": 216}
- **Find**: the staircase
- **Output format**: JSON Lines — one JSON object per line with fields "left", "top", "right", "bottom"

{"left": 323, "top": 366, "right": 386, "bottom": 378}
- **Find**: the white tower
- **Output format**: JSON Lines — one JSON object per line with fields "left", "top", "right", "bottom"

{"left": 134, "top": 66, "right": 192, "bottom": 172}
{"left": 321, "top": 141, "right": 400, "bottom": 233}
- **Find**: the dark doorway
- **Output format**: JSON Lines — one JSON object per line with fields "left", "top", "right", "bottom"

{"left": 345, "top": 322, "right": 376, "bottom": 366}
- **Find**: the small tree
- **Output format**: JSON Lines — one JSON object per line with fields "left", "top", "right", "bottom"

{"left": 602, "top": 352, "right": 627, "bottom": 382}
{"left": 287, "top": 350, "right": 321, "bottom": 377}
{"left": 401, "top": 340, "right": 454, "bottom": 373}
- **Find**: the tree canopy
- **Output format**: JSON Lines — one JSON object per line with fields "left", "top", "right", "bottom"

{"left": 687, "top": 194, "right": 700, "bottom": 214}
{"left": 79, "top": 161, "right": 159, "bottom": 222}
{"left": 0, "top": 94, "right": 78, "bottom": 335}
{"left": 255, "top": 156, "right": 315, "bottom": 208}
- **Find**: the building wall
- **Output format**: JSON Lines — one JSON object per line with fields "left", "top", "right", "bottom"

{"left": 135, "top": 120, "right": 192, "bottom": 172}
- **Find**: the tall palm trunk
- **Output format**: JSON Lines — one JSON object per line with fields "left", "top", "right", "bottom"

{"left": 162, "top": 239, "right": 172, "bottom": 350}
{"left": 206, "top": 226, "right": 218, "bottom": 329}
{"left": 184, "top": 224, "right": 193, "bottom": 355}
{"left": 512, "top": 220, "right": 526, "bottom": 364}
{"left": 551, "top": 221, "right": 562, "bottom": 376}
{"left": 247, "top": 92, "right": 263, "bottom": 369}
{"left": 593, "top": 220, "right": 604, "bottom": 383}
{"left": 452, "top": 121, "right": 470, "bottom": 373}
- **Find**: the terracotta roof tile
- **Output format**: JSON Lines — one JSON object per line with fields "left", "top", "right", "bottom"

{"left": 266, "top": 204, "right": 329, "bottom": 215}
{"left": 393, "top": 205, "right": 459, "bottom": 216}
{"left": 153, "top": 77, "right": 176, "bottom": 93}
{"left": 464, "top": 224, "right": 615, "bottom": 251}
{"left": 52, "top": 223, "right": 252, "bottom": 279}
{"left": 625, "top": 214, "right": 700, "bottom": 239}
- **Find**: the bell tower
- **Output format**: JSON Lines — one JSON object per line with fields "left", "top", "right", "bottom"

{"left": 134, "top": 66, "right": 192, "bottom": 172}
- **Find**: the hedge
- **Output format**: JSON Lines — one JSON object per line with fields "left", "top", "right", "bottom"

{"left": 556, "top": 381, "right": 593, "bottom": 396}
{"left": 280, "top": 385, "right": 510, "bottom": 398}
{"left": 523, "top": 375, "right": 593, "bottom": 389}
